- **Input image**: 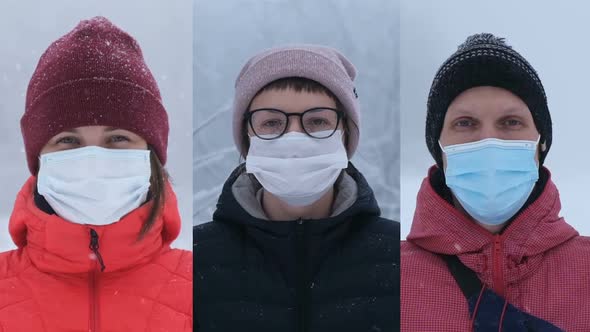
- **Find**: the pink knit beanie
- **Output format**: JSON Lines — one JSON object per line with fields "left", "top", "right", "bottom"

{"left": 233, "top": 44, "right": 360, "bottom": 157}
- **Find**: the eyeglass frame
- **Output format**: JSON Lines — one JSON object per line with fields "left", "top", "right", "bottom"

{"left": 243, "top": 107, "right": 346, "bottom": 140}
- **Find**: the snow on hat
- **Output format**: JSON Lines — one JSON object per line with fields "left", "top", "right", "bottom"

{"left": 21, "top": 16, "right": 169, "bottom": 174}
{"left": 233, "top": 44, "right": 360, "bottom": 157}
{"left": 426, "top": 33, "right": 552, "bottom": 167}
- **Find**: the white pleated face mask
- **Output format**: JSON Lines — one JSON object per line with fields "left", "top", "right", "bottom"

{"left": 37, "top": 146, "right": 152, "bottom": 226}
{"left": 245, "top": 129, "right": 349, "bottom": 207}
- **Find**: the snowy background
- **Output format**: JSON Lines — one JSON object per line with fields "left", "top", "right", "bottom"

{"left": 0, "top": 0, "right": 193, "bottom": 251}
{"left": 194, "top": 0, "right": 400, "bottom": 225}
{"left": 401, "top": 0, "right": 590, "bottom": 238}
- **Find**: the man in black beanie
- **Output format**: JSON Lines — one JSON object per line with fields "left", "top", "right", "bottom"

{"left": 401, "top": 33, "right": 590, "bottom": 332}
{"left": 426, "top": 33, "right": 551, "bottom": 167}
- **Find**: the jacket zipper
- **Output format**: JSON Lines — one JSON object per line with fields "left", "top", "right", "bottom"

{"left": 295, "top": 218, "right": 308, "bottom": 332}
{"left": 492, "top": 234, "right": 505, "bottom": 297}
{"left": 89, "top": 229, "right": 105, "bottom": 332}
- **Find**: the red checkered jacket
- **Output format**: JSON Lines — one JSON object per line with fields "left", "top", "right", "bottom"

{"left": 401, "top": 167, "right": 590, "bottom": 331}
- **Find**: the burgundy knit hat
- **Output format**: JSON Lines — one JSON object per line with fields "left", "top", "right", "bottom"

{"left": 233, "top": 45, "right": 360, "bottom": 157}
{"left": 22, "top": 16, "right": 169, "bottom": 174}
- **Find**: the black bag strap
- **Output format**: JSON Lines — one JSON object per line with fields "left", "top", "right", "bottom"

{"left": 440, "top": 254, "right": 565, "bottom": 332}
{"left": 440, "top": 254, "right": 482, "bottom": 299}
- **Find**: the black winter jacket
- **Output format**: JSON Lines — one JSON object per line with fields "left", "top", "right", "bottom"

{"left": 194, "top": 163, "right": 400, "bottom": 332}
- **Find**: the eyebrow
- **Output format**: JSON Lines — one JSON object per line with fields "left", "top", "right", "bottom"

{"left": 500, "top": 107, "right": 529, "bottom": 115}
{"left": 449, "top": 107, "right": 528, "bottom": 117}
{"left": 446, "top": 109, "right": 476, "bottom": 118}
{"left": 60, "top": 128, "right": 79, "bottom": 134}
{"left": 57, "top": 127, "right": 126, "bottom": 136}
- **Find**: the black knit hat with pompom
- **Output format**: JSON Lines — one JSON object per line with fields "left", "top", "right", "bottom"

{"left": 426, "top": 33, "right": 552, "bottom": 168}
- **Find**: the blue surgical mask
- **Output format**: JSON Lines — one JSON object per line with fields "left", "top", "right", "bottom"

{"left": 37, "top": 146, "right": 151, "bottom": 226}
{"left": 440, "top": 138, "right": 539, "bottom": 226}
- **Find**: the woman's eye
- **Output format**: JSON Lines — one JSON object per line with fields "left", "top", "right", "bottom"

{"left": 261, "top": 119, "right": 284, "bottom": 128}
{"left": 308, "top": 118, "right": 329, "bottom": 126}
{"left": 110, "top": 135, "right": 130, "bottom": 143}
{"left": 56, "top": 136, "right": 79, "bottom": 145}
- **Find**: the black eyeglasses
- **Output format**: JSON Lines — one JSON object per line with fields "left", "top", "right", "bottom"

{"left": 244, "top": 107, "right": 345, "bottom": 140}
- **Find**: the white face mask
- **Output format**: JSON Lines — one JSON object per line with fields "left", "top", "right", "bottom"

{"left": 37, "top": 146, "right": 152, "bottom": 226}
{"left": 246, "top": 129, "right": 349, "bottom": 207}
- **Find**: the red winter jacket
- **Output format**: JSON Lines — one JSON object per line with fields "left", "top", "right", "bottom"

{"left": 0, "top": 177, "right": 192, "bottom": 331}
{"left": 401, "top": 167, "right": 590, "bottom": 331}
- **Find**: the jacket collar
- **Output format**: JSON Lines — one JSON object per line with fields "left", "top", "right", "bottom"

{"left": 213, "top": 162, "right": 381, "bottom": 235}
{"left": 407, "top": 166, "right": 578, "bottom": 283}
{"left": 210, "top": 162, "right": 381, "bottom": 285}
{"left": 9, "top": 176, "right": 181, "bottom": 274}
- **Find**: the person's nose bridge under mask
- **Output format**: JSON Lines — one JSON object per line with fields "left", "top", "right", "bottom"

{"left": 78, "top": 140, "right": 102, "bottom": 148}
{"left": 285, "top": 113, "right": 304, "bottom": 133}
{"left": 61, "top": 129, "right": 107, "bottom": 147}
{"left": 83, "top": 136, "right": 105, "bottom": 147}
{"left": 439, "top": 134, "right": 541, "bottom": 150}
{"left": 476, "top": 122, "right": 501, "bottom": 141}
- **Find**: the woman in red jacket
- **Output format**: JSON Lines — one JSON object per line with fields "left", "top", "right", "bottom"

{"left": 401, "top": 34, "right": 590, "bottom": 331}
{"left": 0, "top": 17, "right": 192, "bottom": 331}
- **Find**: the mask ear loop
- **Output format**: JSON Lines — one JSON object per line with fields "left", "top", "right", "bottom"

{"left": 438, "top": 141, "right": 448, "bottom": 173}
{"left": 438, "top": 140, "right": 447, "bottom": 152}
